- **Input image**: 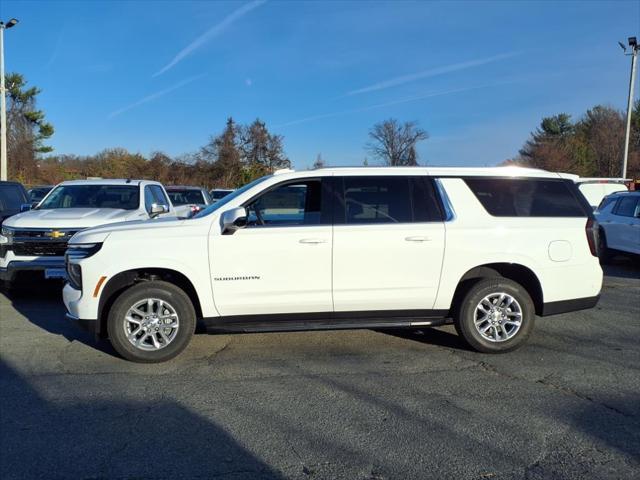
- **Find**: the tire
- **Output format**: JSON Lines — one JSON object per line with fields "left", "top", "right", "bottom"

{"left": 454, "top": 278, "right": 535, "bottom": 353}
{"left": 107, "top": 281, "right": 196, "bottom": 363}
{"left": 598, "top": 228, "right": 613, "bottom": 264}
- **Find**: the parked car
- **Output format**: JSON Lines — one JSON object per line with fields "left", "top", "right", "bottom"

{"left": 62, "top": 166, "right": 603, "bottom": 363}
{"left": 595, "top": 190, "right": 640, "bottom": 259}
{"left": 560, "top": 174, "right": 629, "bottom": 210}
{"left": 0, "top": 179, "right": 175, "bottom": 285}
{"left": 165, "top": 186, "right": 212, "bottom": 217}
{"left": 27, "top": 185, "right": 53, "bottom": 206}
{"left": 210, "top": 188, "right": 234, "bottom": 202}
{"left": 0, "top": 181, "right": 29, "bottom": 226}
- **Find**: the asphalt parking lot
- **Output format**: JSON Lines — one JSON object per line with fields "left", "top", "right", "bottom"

{"left": 1, "top": 260, "right": 639, "bottom": 480}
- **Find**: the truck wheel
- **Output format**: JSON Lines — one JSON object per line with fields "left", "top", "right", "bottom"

{"left": 454, "top": 278, "right": 535, "bottom": 353}
{"left": 107, "top": 281, "right": 196, "bottom": 363}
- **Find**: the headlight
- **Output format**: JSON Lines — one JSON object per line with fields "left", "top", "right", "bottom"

{"left": 1, "top": 225, "right": 14, "bottom": 239}
{"left": 65, "top": 243, "right": 102, "bottom": 290}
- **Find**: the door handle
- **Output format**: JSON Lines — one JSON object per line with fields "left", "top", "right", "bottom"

{"left": 405, "top": 236, "right": 431, "bottom": 242}
{"left": 299, "top": 238, "right": 328, "bottom": 244}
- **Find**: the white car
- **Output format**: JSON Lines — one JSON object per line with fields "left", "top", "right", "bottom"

{"left": 559, "top": 174, "right": 629, "bottom": 210}
{"left": 63, "top": 167, "right": 603, "bottom": 363}
{"left": 0, "top": 179, "right": 175, "bottom": 285}
{"left": 595, "top": 190, "right": 640, "bottom": 258}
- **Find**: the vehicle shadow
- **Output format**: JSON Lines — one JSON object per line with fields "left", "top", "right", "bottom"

{"left": 1, "top": 278, "right": 120, "bottom": 358}
{"left": 0, "top": 359, "right": 283, "bottom": 480}
{"left": 601, "top": 256, "right": 640, "bottom": 280}
{"left": 376, "top": 325, "right": 475, "bottom": 352}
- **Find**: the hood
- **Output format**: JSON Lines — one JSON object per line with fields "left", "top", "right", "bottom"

{"left": 3, "top": 208, "right": 146, "bottom": 229}
{"left": 70, "top": 215, "right": 187, "bottom": 244}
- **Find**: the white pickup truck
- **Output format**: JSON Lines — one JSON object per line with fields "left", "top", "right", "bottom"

{"left": 0, "top": 179, "right": 174, "bottom": 286}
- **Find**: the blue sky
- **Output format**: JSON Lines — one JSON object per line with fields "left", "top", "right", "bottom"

{"left": 2, "top": 0, "right": 639, "bottom": 169}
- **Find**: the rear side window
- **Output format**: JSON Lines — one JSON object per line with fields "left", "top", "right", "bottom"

{"left": 338, "top": 176, "right": 442, "bottom": 224}
{"left": 614, "top": 196, "right": 640, "bottom": 218}
{"left": 464, "top": 178, "right": 586, "bottom": 217}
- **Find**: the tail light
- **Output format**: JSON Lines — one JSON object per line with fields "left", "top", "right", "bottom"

{"left": 585, "top": 218, "right": 598, "bottom": 257}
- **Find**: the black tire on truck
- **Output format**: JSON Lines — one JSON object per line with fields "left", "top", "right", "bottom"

{"left": 454, "top": 278, "right": 535, "bottom": 353}
{"left": 107, "top": 280, "right": 196, "bottom": 363}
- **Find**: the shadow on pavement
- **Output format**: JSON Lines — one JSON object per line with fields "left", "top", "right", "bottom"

{"left": 2, "top": 277, "right": 120, "bottom": 358}
{"left": 601, "top": 255, "right": 640, "bottom": 280}
{"left": 0, "top": 359, "right": 283, "bottom": 480}
{"left": 376, "top": 326, "right": 474, "bottom": 352}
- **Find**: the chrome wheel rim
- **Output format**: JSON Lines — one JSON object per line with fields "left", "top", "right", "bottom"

{"left": 474, "top": 292, "right": 522, "bottom": 343}
{"left": 124, "top": 298, "right": 180, "bottom": 351}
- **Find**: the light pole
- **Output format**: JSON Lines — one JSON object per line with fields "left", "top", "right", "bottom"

{"left": 0, "top": 18, "right": 19, "bottom": 182}
{"left": 620, "top": 36, "right": 638, "bottom": 180}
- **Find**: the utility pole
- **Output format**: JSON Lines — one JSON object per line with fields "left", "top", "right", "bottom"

{"left": 620, "top": 36, "right": 638, "bottom": 180}
{"left": 0, "top": 19, "right": 18, "bottom": 181}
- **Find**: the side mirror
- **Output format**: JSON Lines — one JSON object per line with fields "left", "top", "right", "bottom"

{"left": 220, "top": 207, "right": 247, "bottom": 234}
{"left": 150, "top": 203, "right": 169, "bottom": 218}
{"left": 20, "top": 203, "right": 32, "bottom": 212}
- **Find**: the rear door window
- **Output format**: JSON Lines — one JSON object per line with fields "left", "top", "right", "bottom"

{"left": 464, "top": 178, "right": 587, "bottom": 217}
{"left": 0, "top": 184, "right": 27, "bottom": 210}
{"left": 337, "top": 176, "right": 442, "bottom": 224}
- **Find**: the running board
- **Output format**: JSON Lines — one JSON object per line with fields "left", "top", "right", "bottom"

{"left": 201, "top": 311, "right": 448, "bottom": 334}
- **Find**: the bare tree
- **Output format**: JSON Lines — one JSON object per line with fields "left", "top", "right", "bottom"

{"left": 312, "top": 153, "right": 325, "bottom": 169}
{"left": 366, "top": 119, "right": 428, "bottom": 166}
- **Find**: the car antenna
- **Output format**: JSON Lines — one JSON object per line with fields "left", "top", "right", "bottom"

{"left": 126, "top": 178, "right": 131, "bottom": 183}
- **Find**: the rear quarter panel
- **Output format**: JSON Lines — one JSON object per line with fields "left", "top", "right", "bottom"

{"left": 434, "top": 178, "right": 603, "bottom": 310}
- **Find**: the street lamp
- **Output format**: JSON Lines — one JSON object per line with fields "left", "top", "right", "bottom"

{"left": 619, "top": 36, "right": 638, "bottom": 179}
{"left": 0, "top": 18, "right": 19, "bottom": 181}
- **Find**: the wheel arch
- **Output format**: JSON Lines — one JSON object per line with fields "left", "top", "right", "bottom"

{"left": 97, "top": 268, "right": 203, "bottom": 338}
{"left": 450, "top": 263, "right": 544, "bottom": 316}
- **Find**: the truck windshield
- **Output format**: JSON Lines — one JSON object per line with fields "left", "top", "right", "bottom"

{"left": 167, "top": 190, "right": 206, "bottom": 206}
{"left": 194, "top": 176, "right": 271, "bottom": 218}
{"left": 38, "top": 185, "right": 140, "bottom": 210}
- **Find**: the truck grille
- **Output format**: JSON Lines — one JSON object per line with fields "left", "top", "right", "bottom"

{"left": 6, "top": 229, "right": 81, "bottom": 257}
{"left": 12, "top": 242, "right": 69, "bottom": 257}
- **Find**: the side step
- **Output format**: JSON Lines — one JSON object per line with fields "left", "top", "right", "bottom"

{"left": 201, "top": 312, "right": 448, "bottom": 334}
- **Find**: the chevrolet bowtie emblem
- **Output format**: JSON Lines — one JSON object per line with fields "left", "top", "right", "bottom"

{"left": 45, "top": 230, "right": 66, "bottom": 239}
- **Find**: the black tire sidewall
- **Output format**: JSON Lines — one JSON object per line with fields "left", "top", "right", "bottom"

{"left": 455, "top": 278, "right": 535, "bottom": 353}
{"left": 107, "top": 281, "right": 196, "bottom": 363}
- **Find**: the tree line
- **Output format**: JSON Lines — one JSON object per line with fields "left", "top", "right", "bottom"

{"left": 3, "top": 72, "right": 640, "bottom": 187}
{"left": 505, "top": 102, "right": 640, "bottom": 178}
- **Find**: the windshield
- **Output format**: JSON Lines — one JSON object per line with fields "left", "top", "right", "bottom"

{"left": 194, "top": 176, "right": 270, "bottom": 218}
{"left": 211, "top": 190, "right": 232, "bottom": 200}
{"left": 167, "top": 189, "right": 206, "bottom": 206}
{"left": 38, "top": 185, "right": 140, "bottom": 210}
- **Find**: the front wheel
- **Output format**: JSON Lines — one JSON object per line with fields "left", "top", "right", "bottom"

{"left": 107, "top": 281, "right": 196, "bottom": 363}
{"left": 454, "top": 278, "right": 535, "bottom": 353}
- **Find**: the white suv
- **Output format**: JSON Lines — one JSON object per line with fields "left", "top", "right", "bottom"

{"left": 1, "top": 179, "right": 174, "bottom": 286}
{"left": 62, "top": 167, "right": 603, "bottom": 363}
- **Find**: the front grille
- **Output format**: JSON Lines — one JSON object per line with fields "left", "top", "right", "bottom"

{"left": 11, "top": 229, "right": 79, "bottom": 239}
{"left": 12, "top": 241, "right": 69, "bottom": 257}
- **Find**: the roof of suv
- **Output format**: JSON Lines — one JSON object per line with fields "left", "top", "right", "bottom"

{"left": 604, "top": 190, "right": 640, "bottom": 197}
{"left": 278, "top": 166, "right": 562, "bottom": 179}
{"left": 57, "top": 179, "right": 163, "bottom": 186}
{"left": 165, "top": 186, "right": 205, "bottom": 190}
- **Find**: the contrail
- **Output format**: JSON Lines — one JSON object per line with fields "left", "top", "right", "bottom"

{"left": 346, "top": 52, "right": 520, "bottom": 96}
{"left": 108, "top": 74, "right": 206, "bottom": 118}
{"left": 153, "top": 0, "right": 267, "bottom": 77}
{"left": 276, "top": 82, "right": 513, "bottom": 128}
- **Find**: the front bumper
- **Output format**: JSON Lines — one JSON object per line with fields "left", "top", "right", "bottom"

{"left": 65, "top": 312, "right": 98, "bottom": 335}
{"left": 0, "top": 258, "right": 65, "bottom": 282}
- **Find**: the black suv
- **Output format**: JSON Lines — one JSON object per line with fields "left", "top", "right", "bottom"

{"left": 0, "top": 181, "right": 29, "bottom": 226}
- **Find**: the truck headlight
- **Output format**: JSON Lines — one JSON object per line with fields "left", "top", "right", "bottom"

{"left": 65, "top": 243, "right": 102, "bottom": 290}
{"left": 0, "top": 225, "right": 14, "bottom": 244}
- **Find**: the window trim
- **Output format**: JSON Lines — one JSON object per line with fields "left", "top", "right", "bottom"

{"left": 241, "top": 177, "right": 333, "bottom": 229}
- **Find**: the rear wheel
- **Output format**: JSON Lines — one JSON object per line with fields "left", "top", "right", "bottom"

{"left": 598, "top": 228, "right": 613, "bottom": 264}
{"left": 107, "top": 281, "right": 196, "bottom": 363}
{"left": 454, "top": 278, "right": 535, "bottom": 353}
